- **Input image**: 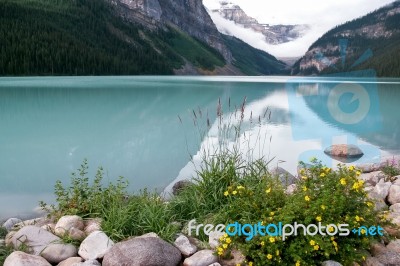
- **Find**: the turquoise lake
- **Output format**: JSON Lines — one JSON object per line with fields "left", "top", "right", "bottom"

{"left": 1, "top": 76, "right": 400, "bottom": 220}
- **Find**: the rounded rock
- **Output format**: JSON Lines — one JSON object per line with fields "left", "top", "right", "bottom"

{"left": 324, "top": 144, "right": 363, "bottom": 158}
{"left": 2, "top": 218, "right": 22, "bottom": 231}
{"left": 41, "top": 243, "right": 78, "bottom": 264}
{"left": 4, "top": 251, "right": 52, "bottom": 266}
{"left": 55, "top": 215, "right": 84, "bottom": 237}
{"left": 78, "top": 231, "right": 114, "bottom": 260}
{"left": 103, "top": 236, "right": 181, "bottom": 266}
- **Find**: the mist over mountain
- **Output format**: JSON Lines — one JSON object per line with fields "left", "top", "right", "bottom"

{"left": 210, "top": 1, "right": 309, "bottom": 45}
{"left": 203, "top": 0, "right": 395, "bottom": 58}
{"left": 292, "top": 0, "right": 400, "bottom": 77}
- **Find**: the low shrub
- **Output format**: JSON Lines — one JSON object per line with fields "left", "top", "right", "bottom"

{"left": 39, "top": 159, "right": 128, "bottom": 218}
{"left": 40, "top": 159, "right": 178, "bottom": 242}
{"left": 381, "top": 157, "right": 400, "bottom": 181}
{"left": 215, "top": 158, "right": 380, "bottom": 266}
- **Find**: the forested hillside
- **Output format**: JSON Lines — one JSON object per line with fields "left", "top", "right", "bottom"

{"left": 0, "top": 0, "right": 286, "bottom": 75}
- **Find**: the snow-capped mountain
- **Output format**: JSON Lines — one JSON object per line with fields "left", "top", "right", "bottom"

{"left": 211, "top": 1, "right": 309, "bottom": 45}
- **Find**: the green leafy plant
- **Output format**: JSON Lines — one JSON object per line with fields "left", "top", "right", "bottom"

{"left": 1, "top": 234, "right": 31, "bottom": 265}
{"left": 40, "top": 159, "right": 179, "bottom": 242}
{"left": 0, "top": 226, "right": 10, "bottom": 265}
{"left": 0, "top": 226, "right": 7, "bottom": 239}
{"left": 381, "top": 157, "right": 400, "bottom": 181}
{"left": 215, "top": 159, "right": 380, "bottom": 266}
{"left": 0, "top": 245, "right": 13, "bottom": 265}
{"left": 40, "top": 159, "right": 129, "bottom": 218}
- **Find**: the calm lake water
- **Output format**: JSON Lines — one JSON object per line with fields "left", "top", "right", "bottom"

{"left": 1, "top": 76, "right": 400, "bottom": 220}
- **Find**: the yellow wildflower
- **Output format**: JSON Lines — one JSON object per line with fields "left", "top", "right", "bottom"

{"left": 355, "top": 215, "right": 361, "bottom": 222}
{"left": 314, "top": 245, "right": 320, "bottom": 251}
{"left": 325, "top": 167, "right": 332, "bottom": 173}
{"left": 332, "top": 241, "right": 338, "bottom": 252}
{"left": 266, "top": 188, "right": 271, "bottom": 194}
{"left": 232, "top": 190, "right": 237, "bottom": 195}
{"left": 305, "top": 195, "right": 310, "bottom": 201}
{"left": 310, "top": 240, "right": 316, "bottom": 246}
{"left": 269, "top": 237, "right": 276, "bottom": 243}
{"left": 361, "top": 229, "right": 366, "bottom": 235}
{"left": 237, "top": 185, "right": 245, "bottom": 190}
{"left": 328, "top": 226, "right": 334, "bottom": 233}
{"left": 267, "top": 254, "right": 273, "bottom": 260}
{"left": 224, "top": 191, "right": 229, "bottom": 196}
{"left": 356, "top": 171, "right": 361, "bottom": 176}
{"left": 301, "top": 176, "right": 308, "bottom": 180}
{"left": 223, "top": 244, "right": 228, "bottom": 249}
{"left": 295, "top": 261, "right": 301, "bottom": 266}
{"left": 352, "top": 181, "right": 362, "bottom": 191}
{"left": 226, "top": 237, "right": 231, "bottom": 244}
{"left": 321, "top": 205, "right": 326, "bottom": 210}
{"left": 320, "top": 173, "right": 326, "bottom": 177}
{"left": 260, "top": 241, "right": 265, "bottom": 246}
{"left": 302, "top": 186, "right": 308, "bottom": 191}
{"left": 276, "top": 250, "right": 280, "bottom": 256}
{"left": 340, "top": 178, "right": 346, "bottom": 185}
{"left": 349, "top": 165, "right": 355, "bottom": 171}
{"left": 249, "top": 262, "right": 253, "bottom": 266}
{"left": 316, "top": 216, "right": 322, "bottom": 222}
{"left": 270, "top": 212, "right": 275, "bottom": 216}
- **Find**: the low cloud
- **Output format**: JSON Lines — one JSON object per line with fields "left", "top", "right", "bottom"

{"left": 204, "top": 0, "right": 396, "bottom": 57}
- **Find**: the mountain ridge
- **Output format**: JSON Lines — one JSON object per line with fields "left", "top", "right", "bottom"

{"left": 291, "top": 0, "right": 400, "bottom": 77}
{"left": 0, "top": 0, "right": 287, "bottom": 76}
{"left": 211, "top": 1, "right": 309, "bottom": 45}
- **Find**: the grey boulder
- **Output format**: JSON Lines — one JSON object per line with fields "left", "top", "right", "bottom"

{"left": 324, "top": 144, "right": 363, "bottom": 159}
{"left": 11, "top": 225, "right": 61, "bottom": 255}
{"left": 40, "top": 243, "right": 78, "bottom": 264}
{"left": 4, "top": 251, "right": 52, "bottom": 266}
{"left": 78, "top": 231, "right": 114, "bottom": 260}
{"left": 55, "top": 215, "right": 84, "bottom": 237}
{"left": 183, "top": 250, "right": 218, "bottom": 266}
{"left": 271, "top": 167, "right": 297, "bottom": 186}
{"left": 174, "top": 234, "right": 197, "bottom": 257}
{"left": 103, "top": 236, "right": 181, "bottom": 266}
{"left": 2, "top": 218, "right": 22, "bottom": 231}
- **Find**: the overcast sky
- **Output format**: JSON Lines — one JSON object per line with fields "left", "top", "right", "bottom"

{"left": 203, "top": 0, "right": 396, "bottom": 57}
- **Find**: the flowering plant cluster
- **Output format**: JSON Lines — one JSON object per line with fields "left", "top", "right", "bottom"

{"left": 216, "top": 159, "right": 381, "bottom": 265}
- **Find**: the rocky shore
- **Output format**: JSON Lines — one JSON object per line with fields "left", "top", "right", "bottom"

{"left": 2, "top": 156, "right": 400, "bottom": 266}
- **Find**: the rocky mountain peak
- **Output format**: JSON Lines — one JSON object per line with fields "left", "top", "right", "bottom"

{"left": 115, "top": 0, "right": 162, "bottom": 20}
{"left": 292, "top": 1, "right": 400, "bottom": 76}
{"left": 110, "top": 0, "right": 232, "bottom": 61}
{"left": 211, "top": 1, "right": 309, "bottom": 45}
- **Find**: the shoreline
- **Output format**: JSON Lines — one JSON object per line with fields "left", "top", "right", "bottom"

{"left": 3, "top": 154, "right": 400, "bottom": 222}
{"left": 2, "top": 153, "right": 400, "bottom": 265}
